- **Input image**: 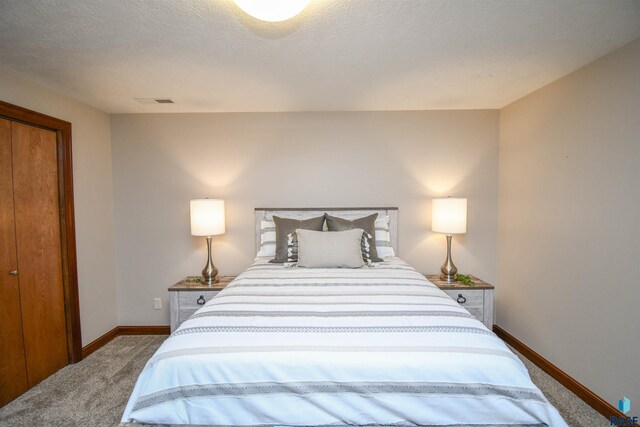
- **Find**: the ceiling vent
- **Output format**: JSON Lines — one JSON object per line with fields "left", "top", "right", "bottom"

{"left": 134, "top": 98, "right": 174, "bottom": 104}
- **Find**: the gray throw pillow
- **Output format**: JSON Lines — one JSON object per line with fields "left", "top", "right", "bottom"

{"left": 325, "top": 213, "right": 383, "bottom": 262}
{"left": 269, "top": 215, "right": 325, "bottom": 263}
{"left": 296, "top": 229, "right": 365, "bottom": 268}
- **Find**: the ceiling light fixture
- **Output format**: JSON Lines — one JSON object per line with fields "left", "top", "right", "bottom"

{"left": 233, "top": 0, "right": 310, "bottom": 22}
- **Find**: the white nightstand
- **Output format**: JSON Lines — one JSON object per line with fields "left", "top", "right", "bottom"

{"left": 168, "top": 276, "right": 235, "bottom": 332}
{"left": 425, "top": 275, "right": 494, "bottom": 329}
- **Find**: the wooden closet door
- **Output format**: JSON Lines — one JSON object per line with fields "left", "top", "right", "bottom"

{"left": 0, "top": 118, "right": 29, "bottom": 405}
{"left": 11, "top": 122, "right": 68, "bottom": 387}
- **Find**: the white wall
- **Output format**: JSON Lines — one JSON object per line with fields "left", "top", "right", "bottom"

{"left": 110, "top": 110, "right": 499, "bottom": 325}
{"left": 0, "top": 68, "right": 118, "bottom": 345}
{"left": 498, "top": 39, "right": 640, "bottom": 406}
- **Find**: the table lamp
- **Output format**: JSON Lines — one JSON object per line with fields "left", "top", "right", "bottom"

{"left": 190, "top": 199, "right": 225, "bottom": 285}
{"left": 432, "top": 197, "right": 467, "bottom": 282}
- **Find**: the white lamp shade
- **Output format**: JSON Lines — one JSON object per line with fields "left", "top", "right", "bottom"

{"left": 432, "top": 198, "right": 467, "bottom": 235}
{"left": 233, "top": 0, "right": 310, "bottom": 22}
{"left": 190, "top": 199, "right": 225, "bottom": 236}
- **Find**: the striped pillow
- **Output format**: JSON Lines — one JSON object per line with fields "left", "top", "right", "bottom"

{"left": 375, "top": 216, "right": 395, "bottom": 258}
{"left": 257, "top": 220, "right": 276, "bottom": 257}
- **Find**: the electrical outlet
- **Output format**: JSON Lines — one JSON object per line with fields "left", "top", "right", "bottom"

{"left": 153, "top": 298, "right": 162, "bottom": 310}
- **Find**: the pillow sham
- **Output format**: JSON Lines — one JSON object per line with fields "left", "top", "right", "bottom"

{"left": 325, "top": 213, "right": 383, "bottom": 262}
{"left": 256, "top": 220, "right": 276, "bottom": 257}
{"left": 269, "top": 215, "right": 325, "bottom": 263}
{"left": 374, "top": 216, "right": 395, "bottom": 258}
{"left": 296, "top": 229, "right": 365, "bottom": 268}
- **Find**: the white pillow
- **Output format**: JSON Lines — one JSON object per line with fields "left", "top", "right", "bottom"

{"left": 375, "top": 216, "right": 395, "bottom": 257}
{"left": 256, "top": 220, "right": 276, "bottom": 257}
{"left": 296, "top": 229, "right": 365, "bottom": 268}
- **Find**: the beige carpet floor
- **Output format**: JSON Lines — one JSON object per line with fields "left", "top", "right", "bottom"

{"left": 0, "top": 335, "right": 608, "bottom": 426}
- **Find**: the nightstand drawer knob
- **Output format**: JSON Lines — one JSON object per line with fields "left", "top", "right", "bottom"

{"left": 196, "top": 295, "right": 206, "bottom": 305}
{"left": 457, "top": 294, "right": 467, "bottom": 304}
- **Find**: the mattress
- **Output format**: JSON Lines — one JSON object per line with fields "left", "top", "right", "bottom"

{"left": 122, "top": 257, "right": 566, "bottom": 426}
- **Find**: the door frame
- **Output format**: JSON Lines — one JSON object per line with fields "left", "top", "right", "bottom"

{"left": 0, "top": 100, "right": 82, "bottom": 363}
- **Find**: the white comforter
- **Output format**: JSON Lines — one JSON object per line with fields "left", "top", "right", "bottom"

{"left": 122, "top": 257, "right": 566, "bottom": 426}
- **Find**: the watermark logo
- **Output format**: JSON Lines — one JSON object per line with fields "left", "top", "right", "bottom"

{"left": 611, "top": 397, "right": 638, "bottom": 426}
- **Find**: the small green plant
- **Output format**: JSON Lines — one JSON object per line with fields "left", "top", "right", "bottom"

{"left": 456, "top": 274, "right": 475, "bottom": 286}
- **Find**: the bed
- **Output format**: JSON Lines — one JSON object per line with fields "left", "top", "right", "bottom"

{"left": 122, "top": 208, "right": 566, "bottom": 426}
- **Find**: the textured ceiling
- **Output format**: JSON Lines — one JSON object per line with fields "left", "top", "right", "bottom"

{"left": 1, "top": 0, "right": 639, "bottom": 113}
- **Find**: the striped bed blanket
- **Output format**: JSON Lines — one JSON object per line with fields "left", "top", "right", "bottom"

{"left": 122, "top": 257, "right": 566, "bottom": 426}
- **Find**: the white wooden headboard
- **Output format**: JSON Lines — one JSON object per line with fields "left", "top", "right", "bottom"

{"left": 254, "top": 207, "right": 399, "bottom": 255}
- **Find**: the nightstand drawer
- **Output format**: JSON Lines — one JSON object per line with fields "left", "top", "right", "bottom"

{"left": 170, "top": 276, "right": 236, "bottom": 333}
{"left": 426, "top": 274, "right": 494, "bottom": 330}
{"left": 442, "top": 289, "right": 484, "bottom": 307}
{"left": 178, "top": 290, "right": 219, "bottom": 309}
